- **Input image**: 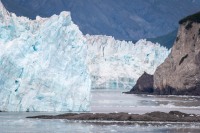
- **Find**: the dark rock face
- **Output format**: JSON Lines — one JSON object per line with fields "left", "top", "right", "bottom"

{"left": 128, "top": 72, "right": 154, "bottom": 94}
{"left": 154, "top": 15, "right": 200, "bottom": 95}
{"left": 27, "top": 111, "right": 200, "bottom": 122}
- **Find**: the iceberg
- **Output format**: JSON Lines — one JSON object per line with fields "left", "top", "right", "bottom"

{"left": 0, "top": 1, "right": 91, "bottom": 111}
{"left": 86, "top": 35, "right": 169, "bottom": 89}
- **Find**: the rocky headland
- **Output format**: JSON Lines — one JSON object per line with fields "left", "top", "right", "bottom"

{"left": 125, "top": 72, "right": 154, "bottom": 94}
{"left": 129, "top": 12, "right": 200, "bottom": 95}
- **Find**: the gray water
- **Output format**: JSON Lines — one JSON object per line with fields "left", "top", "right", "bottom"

{"left": 1, "top": 90, "right": 200, "bottom": 133}
{"left": 91, "top": 90, "right": 200, "bottom": 114}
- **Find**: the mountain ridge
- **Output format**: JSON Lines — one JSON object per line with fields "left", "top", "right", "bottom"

{"left": 2, "top": 0, "right": 200, "bottom": 47}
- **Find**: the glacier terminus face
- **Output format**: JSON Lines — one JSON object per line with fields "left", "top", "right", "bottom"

{"left": 86, "top": 35, "right": 169, "bottom": 90}
{"left": 0, "top": 1, "right": 170, "bottom": 111}
{"left": 0, "top": 1, "right": 91, "bottom": 111}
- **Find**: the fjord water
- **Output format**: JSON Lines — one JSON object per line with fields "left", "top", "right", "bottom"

{"left": 91, "top": 90, "right": 200, "bottom": 114}
{"left": 1, "top": 90, "right": 200, "bottom": 133}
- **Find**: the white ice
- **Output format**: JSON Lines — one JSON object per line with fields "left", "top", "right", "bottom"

{"left": 0, "top": 0, "right": 170, "bottom": 112}
{"left": 86, "top": 35, "right": 170, "bottom": 89}
{"left": 0, "top": 1, "right": 91, "bottom": 111}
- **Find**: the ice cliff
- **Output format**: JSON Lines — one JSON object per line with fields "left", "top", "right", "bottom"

{"left": 0, "top": 1, "right": 91, "bottom": 111}
{"left": 0, "top": 0, "right": 170, "bottom": 111}
{"left": 86, "top": 35, "right": 169, "bottom": 89}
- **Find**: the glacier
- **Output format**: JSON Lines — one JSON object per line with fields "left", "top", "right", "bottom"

{"left": 0, "top": 0, "right": 170, "bottom": 111}
{"left": 86, "top": 35, "right": 170, "bottom": 89}
{"left": 0, "top": 1, "right": 91, "bottom": 111}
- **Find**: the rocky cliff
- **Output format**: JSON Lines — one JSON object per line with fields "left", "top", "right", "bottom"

{"left": 153, "top": 12, "right": 200, "bottom": 95}
{"left": 128, "top": 72, "right": 154, "bottom": 94}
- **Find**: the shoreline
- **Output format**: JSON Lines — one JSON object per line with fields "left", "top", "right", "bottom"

{"left": 27, "top": 111, "right": 200, "bottom": 123}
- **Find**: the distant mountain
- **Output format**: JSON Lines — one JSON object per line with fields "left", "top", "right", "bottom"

{"left": 147, "top": 30, "right": 178, "bottom": 48}
{"left": 2, "top": 0, "right": 200, "bottom": 47}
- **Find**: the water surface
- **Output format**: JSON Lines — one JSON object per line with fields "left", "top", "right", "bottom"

{"left": 91, "top": 90, "right": 200, "bottom": 114}
{"left": 1, "top": 90, "right": 200, "bottom": 133}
